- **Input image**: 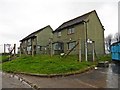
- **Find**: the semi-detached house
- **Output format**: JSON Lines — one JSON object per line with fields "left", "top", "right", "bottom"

{"left": 52, "top": 10, "right": 105, "bottom": 56}
{"left": 20, "top": 10, "right": 105, "bottom": 57}
{"left": 20, "top": 25, "right": 53, "bottom": 55}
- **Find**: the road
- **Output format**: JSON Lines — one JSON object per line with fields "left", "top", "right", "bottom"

{"left": 1, "top": 63, "right": 120, "bottom": 89}
{"left": 16, "top": 63, "right": 120, "bottom": 88}
{"left": 0, "top": 72, "right": 32, "bottom": 89}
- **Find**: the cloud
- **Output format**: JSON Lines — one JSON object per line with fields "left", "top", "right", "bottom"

{"left": 0, "top": 0, "right": 118, "bottom": 53}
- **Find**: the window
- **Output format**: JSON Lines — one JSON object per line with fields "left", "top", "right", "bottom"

{"left": 58, "top": 32, "right": 61, "bottom": 37}
{"left": 53, "top": 43, "right": 60, "bottom": 50}
{"left": 68, "top": 41, "right": 76, "bottom": 50}
{"left": 67, "top": 27, "right": 75, "bottom": 34}
{"left": 27, "top": 39, "right": 31, "bottom": 45}
{"left": 37, "top": 46, "right": 42, "bottom": 51}
{"left": 53, "top": 42, "right": 63, "bottom": 50}
{"left": 27, "top": 46, "right": 31, "bottom": 52}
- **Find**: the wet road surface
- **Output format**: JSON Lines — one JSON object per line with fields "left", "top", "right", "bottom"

{"left": 16, "top": 63, "right": 120, "bottom": 88}
{"left": 1, "top": 72, "right": 32, "bottom": 88}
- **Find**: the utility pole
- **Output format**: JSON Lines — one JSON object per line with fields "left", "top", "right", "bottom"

{"left": 83, "top": 20, "right": 88, "bottom": 62}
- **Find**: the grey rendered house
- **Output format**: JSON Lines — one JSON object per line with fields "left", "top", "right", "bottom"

{"left": 20, "top": 25, "right": 53, "bottom": 55}
{"left": 52, "top": 10, "right": 105, "bottom": 56}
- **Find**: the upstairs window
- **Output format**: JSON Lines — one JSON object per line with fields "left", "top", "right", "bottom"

{"left": 27, "top": 39, "right": 31, "bottom": 45}
{"left": 58, "top": 32, "right": 61, "bottom": 37}
{"left": 67, "top": 27, "right": 75, "bottom": 34}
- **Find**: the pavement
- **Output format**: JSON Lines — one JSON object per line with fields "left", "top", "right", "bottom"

{"left": 1, "top": 71, "right": 33, "bottom": 89}
{"left": 13, "top": 63, "right": 120, "bottom": 88}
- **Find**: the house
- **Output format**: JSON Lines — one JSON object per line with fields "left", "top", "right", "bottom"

{"left": 111, "top": 41, "right": 120, "bottom": 61}
{"left": 52, "top": 10, "right": 105, "bottom": 56}
{"left": 20, "top": 25, "right": 53, "bottom": 55}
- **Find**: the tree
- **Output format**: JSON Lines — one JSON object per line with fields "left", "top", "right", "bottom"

{"left": 114, "top": 33, "right": 120, "bottom": 42}
{"left": 105, "top": 34, "right": 113, "bottom": 52}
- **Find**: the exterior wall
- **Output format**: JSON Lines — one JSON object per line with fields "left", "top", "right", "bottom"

{"left": 20, "top": 37, "right": 37, "bottom": 55}
{"left": 36, "top": 26, "right": 53, "bottom": 54}
{"left": 20, "top": 26, "right": 53, "bottom": 55}
{"left": 20, "top": 40, "right": 28, "bottom": 54}
{"left": 87, "top": 12, "right": 105, "bottom": 55}
{"left": 20, "top": 12, "right": 105, "bottom": 56}
{"left": 53, "top": 23, "right": 85, "bottom": 55}
{"left": 53, "top": 12, "right": 105, "bottom": 55}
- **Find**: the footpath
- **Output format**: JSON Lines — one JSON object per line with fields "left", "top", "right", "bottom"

{"left": 15, "top": 70, "right": 98, "bottom": 89}
{"left": 2, "top": 66, "right": 102, "bottom": 89}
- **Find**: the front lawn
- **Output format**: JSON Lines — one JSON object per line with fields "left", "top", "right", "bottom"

{"left": 2, "top": 55, "right": 95, "bottom": 74}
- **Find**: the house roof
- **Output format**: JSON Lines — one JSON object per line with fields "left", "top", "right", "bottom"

{"left": 53, "top": 10, "right": 104, "bottom": 33}
{"left": 20, "top": 25, "right": 52, "bottom": 42}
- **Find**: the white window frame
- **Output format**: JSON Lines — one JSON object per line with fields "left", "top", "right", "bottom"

{"left": 67, "top": 27, "right": 75, "bottom": 34}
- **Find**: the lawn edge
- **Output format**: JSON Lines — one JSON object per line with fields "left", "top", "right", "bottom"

{"left": 3, "top": 65, "right": 96, "bottom": 78}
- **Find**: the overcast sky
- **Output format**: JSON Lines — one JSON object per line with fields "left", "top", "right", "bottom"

{"left": 0, "top": 0, "right": 119, "bottom": 53}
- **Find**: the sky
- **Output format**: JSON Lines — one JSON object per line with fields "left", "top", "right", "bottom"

{"left": 0, "top": 0, "right": 119, "bottom": 53}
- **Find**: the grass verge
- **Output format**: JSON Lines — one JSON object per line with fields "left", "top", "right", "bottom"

{"left": 97, "top": 54, "right": 111, "bottom": 62}
{"left": 2, "top": 55, "right": 95, "bottom": 75}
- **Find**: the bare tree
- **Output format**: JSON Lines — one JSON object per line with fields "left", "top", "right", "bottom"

{"left": 114, "top": 33, "right": 120, "bottom": 42}
{"left": 105, "top": 34, "right": 113, "bottom": 52}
